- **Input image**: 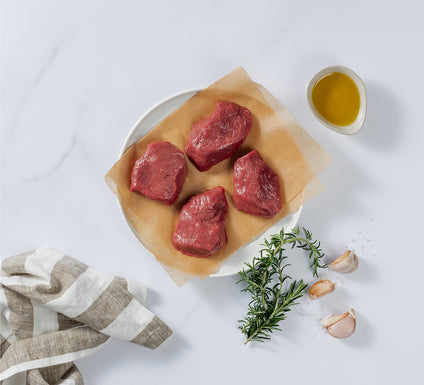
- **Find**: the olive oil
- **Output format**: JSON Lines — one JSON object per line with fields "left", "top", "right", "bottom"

{"left": 311, "top": 72, "right": 360, "bottom": 127}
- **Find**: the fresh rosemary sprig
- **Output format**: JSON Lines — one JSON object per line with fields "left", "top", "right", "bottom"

{"left": 270, "top": 226, "right": 327, "bottom": 278}
{"left": 237, "top": 226, "right": 326, "bottom": 344}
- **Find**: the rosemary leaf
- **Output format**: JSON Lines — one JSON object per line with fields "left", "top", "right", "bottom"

{"left": 237, "top": 226, "right": 326, "bottom": 344}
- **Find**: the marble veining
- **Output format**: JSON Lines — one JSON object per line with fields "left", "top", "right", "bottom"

{"left": 8, "top": 34, "right": 71, "bottom": 136}
{"left": 24, "top": 132, "right": 78, "bottom": 181}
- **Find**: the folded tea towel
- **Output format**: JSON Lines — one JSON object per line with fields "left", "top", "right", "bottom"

{"left": 0, "top": 248, "right": 172, "bottom": 385}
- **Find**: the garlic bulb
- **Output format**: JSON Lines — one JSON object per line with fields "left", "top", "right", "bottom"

{"left": 329, "top": 250, "right": 358, "bottom": 273}
{"left": 322, "top": 309, "right": 356, "bottom": 338}
{"left": 308, "top": 279, "right": 335, "bottom": 299}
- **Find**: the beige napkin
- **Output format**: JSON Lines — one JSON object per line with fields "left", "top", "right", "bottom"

{"left": 0, "top": 248, "right": 172, "bottom": 385}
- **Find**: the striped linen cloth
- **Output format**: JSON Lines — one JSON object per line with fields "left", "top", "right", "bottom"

{"left": 0, "top": 248, "right": 172, "bottom": 385}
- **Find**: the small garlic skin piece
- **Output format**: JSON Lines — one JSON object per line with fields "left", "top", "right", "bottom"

{"left": 308, "top": 279, "right": 335, "bottom": 299}
{"left": 322, "top": 309, "right": 356, "bottom": 338}
{"left": 329, "top": 250, "right": 358, "bottom": 273}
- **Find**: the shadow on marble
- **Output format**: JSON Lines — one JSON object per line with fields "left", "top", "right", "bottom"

{"left": 348, "top": 257, "right": 379, "bottom": 284}
{"left": 145, "top": 287, "right": 163, "bottom": 307}
{"left": 354, "top": 82, "right": 404, "bottom": 152}
{"left": 189, "top": 274, "right": 240, "bottom": 309}
{"left": 79, "top": 330, "right": 190, "bottom": 382}
{"left": 342, "top": 310, "right": 375, "bottom": 349}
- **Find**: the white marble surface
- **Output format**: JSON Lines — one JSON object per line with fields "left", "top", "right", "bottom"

{"left": 2, "top": 1, "right": 424, "bottom": 384}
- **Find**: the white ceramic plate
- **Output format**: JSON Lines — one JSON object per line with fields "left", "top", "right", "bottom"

{"left": 119, "top": 90, "right": 302, "bottom": 277}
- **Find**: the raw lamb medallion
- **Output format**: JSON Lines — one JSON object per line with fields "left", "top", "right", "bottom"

{"left": 130, "top": 141, "right": 187, "bottom": 205}
{"left": 233, "top": 150, "right": 282, "bottom": 218}
{"left": 172, "top": 187, "right": 229, "bottom": 257}
{"left": 185, "top": 102, "right": 252, "bottom": 171}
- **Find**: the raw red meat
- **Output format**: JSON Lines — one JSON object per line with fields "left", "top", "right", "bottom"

{"left": 172, "top": 187, "right": 228, "bottom": 257}
{"left": 185, "top": 102, "right": 252, "bottom": 171}
{"left": 130, "top": 141, "right": 187, "bottom": 205}
{"left": 233, "top": 150, "right": 282, "bottom": 218}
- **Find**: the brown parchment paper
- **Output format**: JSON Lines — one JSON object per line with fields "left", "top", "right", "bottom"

{"left": 106, "top": 67, "right": 331, "bottom": 286}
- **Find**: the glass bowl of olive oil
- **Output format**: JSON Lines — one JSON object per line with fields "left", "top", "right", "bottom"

{"left": 307, "top": 65, "right": 367, "bottom": 135}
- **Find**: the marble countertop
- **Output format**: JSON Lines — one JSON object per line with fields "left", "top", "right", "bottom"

{"left": 2, "top": 1, "right": 423, "bottom": 384}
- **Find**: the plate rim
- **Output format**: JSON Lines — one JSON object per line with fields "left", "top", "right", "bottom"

{"left": 119, "top": 89, "right": 199, "bottom": 157}
{"left": 117, "top": 89, "right": 302, "bottom": 277}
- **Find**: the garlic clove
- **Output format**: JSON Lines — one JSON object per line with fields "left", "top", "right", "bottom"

{"left": 329, "top": 250, "right": 358, "bottom": 273}
{"left": 308, "top": 279, "right": 335, "bottom": 299}
{"left": 322, "top": 309, "right": 356, "bottom": 338}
